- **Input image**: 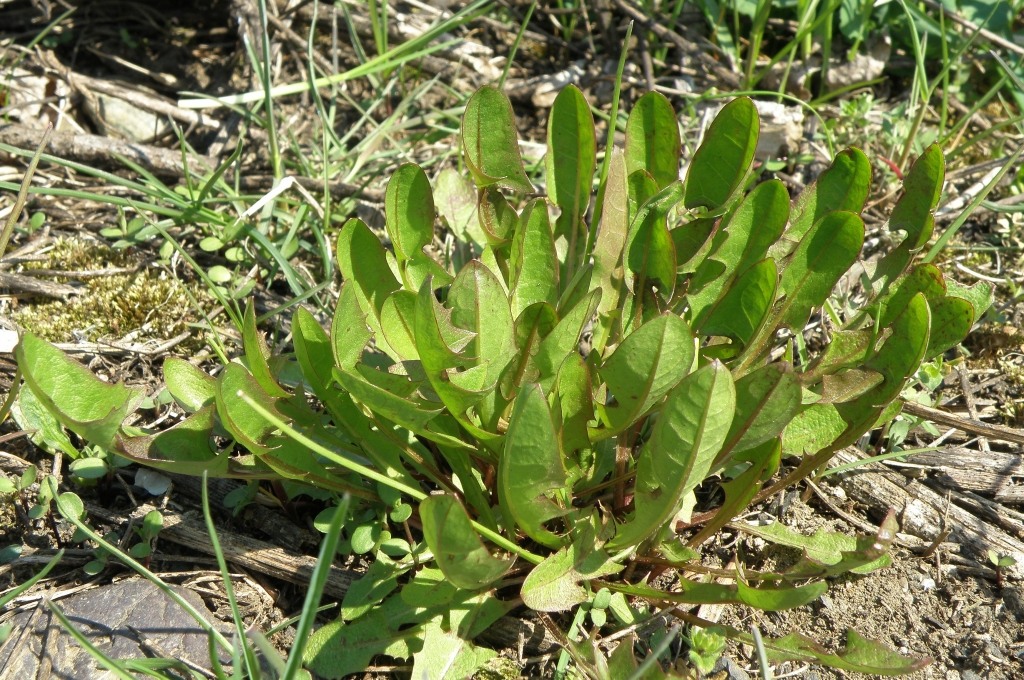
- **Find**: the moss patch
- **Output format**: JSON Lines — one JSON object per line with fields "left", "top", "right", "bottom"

{"left": 12, "top": 238, "right": 210, "bottom": 348}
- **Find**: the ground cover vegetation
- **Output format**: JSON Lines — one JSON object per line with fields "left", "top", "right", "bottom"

{"left": 1, "top": 1, "right": 1024, "bottom": 678}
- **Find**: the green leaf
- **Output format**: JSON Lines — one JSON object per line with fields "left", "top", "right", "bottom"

{"left": 419, "top": 495, "right": 513, "bottom": 590}
{"left": 551, "top": 352, "right": 594, "bottom": 456}
{"left": 412, "top": 613, "right": 497, "bottom": 680}
{"left": 764, "top": 629, "right": 931, "bottom": 675}
{"left": 510, "top": 199, "right": 559, "bottom": 317}
{"left": 593, "top": 148, "right": 629, "bottom": 334}
{"left": 607, "top": 572, "right": 825, "bottom": 611}
{"left": 379, "top": 290, "right": 420, "bottom": 361}
{"left": 499, "top": 383, "right": 569, "bottom": 548}
{"left": 243, "top": 298, "right": 289, "bottom": 399}
{"left": 721, "top": 363, "right": 802, "bottom": 459}
{"left": 609, "top": 361, "right": 735, "bottom": 549}
{"left": 781, "top": 402, "right": 843, "bottom": 456}
{"left": 872, "top": 144, "right": 944, "bottom": 289}
{"left": 687, "top": 438, "right": 781, "bottom": 545}
{"left": 688, "top": 179, "right": 790, "bottom": 323}
{"left": 341, "top": 558, "right": 408, "bottom": 622}
{"left": 625, "top": 181, "right": 683, "bottom": 299}
{"left": 684, "top": 97, "right": 759, "bottom": 211}
{"left": 734, "top": 577, "right": 829, "bottom": 610}
{"left": 331, "top": 281, "right": 372, "bottom": 370}
{"left": 12, "top": 385, "right": 79, "bottom": 458}
{"left": 337, "top": 217, "right": 400, "bottom": 320}
{"left": 305, "top": 598, "right": 419, "bottom": 679}
{"left": 925, "top": 296, "right": 974, "bottom": 359}
{"left": 534, "top": 289, "right": 601, "bottom": 387}
{"left": 833, "top": 293, "right": 931, "bottom": 447}
{"left": 741, "top": 518, "right": 892, "bottom": 577}
{"left": 546, "top": 84, "right": 596, "bottom": 246}
{"left": 385, "top": 163, "right": 435, "bottom": 264}
{"left": 462, "top": 86, "right": 532, "bottom": 194}
{"left": 600, "top": 314, "right": 694, "bottom": 432}
{"left": 164, "top": 357, "right": 216, "bottom": 413}
{"left": 335, "top": 368, "right": 443, "bottom": 432}
{"left": 477, "top": 188, "right": 519, "bottom": 245}
{"left": 447, "top": 260, "right": 516, "bottom": 383}
{"left": 946, "top": 279, "right": 993, "bottom": 319}
{"left": 435, "top": 167, "right": 485, "bottom": 247}
{"left": 699, "top": 257, "right": 778, "bottom": 346}
{"left": 521, "top": 540, "right": 623, "bottom": 612}
{"left": 876, "top": 263, "right": 946, "bottom": 329}
{"left": 69, "top": 457, "right": 108, "bottom": 479}
{"left": 819, "top": 369, "right": 884, "bottom": 404}
{"left": 804, "top": 329, "right": 873, "bottom": 382}
{"left": 781, "top": 148, "right": 871, "bottom": 252}
{"left": 215, "top": 363, "right": 282, "bottom": 454}
{"left": 776, "top": 211, "right": 864, "bottom": 332}
{"left": 625, "top": 91, "right": 681, "bottom": 190}
{"left": 293, "top": 306, "right": 338, "bottom": 396}
{"left": 500, "top": 302, "right": 557, "bottom": 398}
{"left": 16, "top": 333, "right": 144, "bottom": 450}
{"left": 116, "top": 405, "right": 228, "bottom": 476}
{"left": 414, "top": 279, "right": 484, "bottom": 417}
{"left": 672, "top": 216, "right": 717, "bottom": 274}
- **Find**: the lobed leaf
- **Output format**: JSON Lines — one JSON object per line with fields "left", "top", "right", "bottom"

{"left": 419, "top": 494, "right": 513, "bottom": 590}
{"left": 214, "top": 363, "right": 282, "bottom": 455}
{"left": 16, "top": 333, "right": 144, "bottom": 450}
{"left": 764, "top": 629, "right": 931, "bottom": 675}
{"left": 607, "top": 572, "right": 825, "bottom": 611}
{"left": 521, "top": 539, "right": 622, "bottom": 612}
{"left": 116, "top": 406, "right": 227, "bottom": 476}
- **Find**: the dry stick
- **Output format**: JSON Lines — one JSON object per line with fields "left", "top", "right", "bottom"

{"left": 901, "top": 400, "right": 1024, "bottom": 447}
{"left": 610, "top": 0, "right": 742, "bottom": 90}
{"left": 0, "top": 123, "right": 213, "bottom": 179}
{"left": 918, "top": 0, "right": 1024, "bottom": 58}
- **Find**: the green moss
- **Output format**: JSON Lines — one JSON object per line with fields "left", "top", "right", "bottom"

{"left": 474, "top": 656, "right": 523, "bottom": 679}
{"left": 13, "top": 238, "right": 210, "bottom": 348}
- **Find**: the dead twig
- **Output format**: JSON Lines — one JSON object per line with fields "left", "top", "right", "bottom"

{"left": 0, "top": 123, "right": 214, "bottom": 179}
{"left": 902, "top": 400, "right": 1024, "bottom": 447}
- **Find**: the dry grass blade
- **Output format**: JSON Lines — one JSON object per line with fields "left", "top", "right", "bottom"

{"left": 0, "top": 123, "right": 52, "bottom": 260}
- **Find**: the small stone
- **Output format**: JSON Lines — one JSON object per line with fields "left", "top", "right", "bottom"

{"left": 711, "top": 656, "right": 751, "bottom": 680}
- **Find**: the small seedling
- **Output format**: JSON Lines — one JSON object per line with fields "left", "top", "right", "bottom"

{"left": 988, "top": 550, "right": 1018, "bottom": 589}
